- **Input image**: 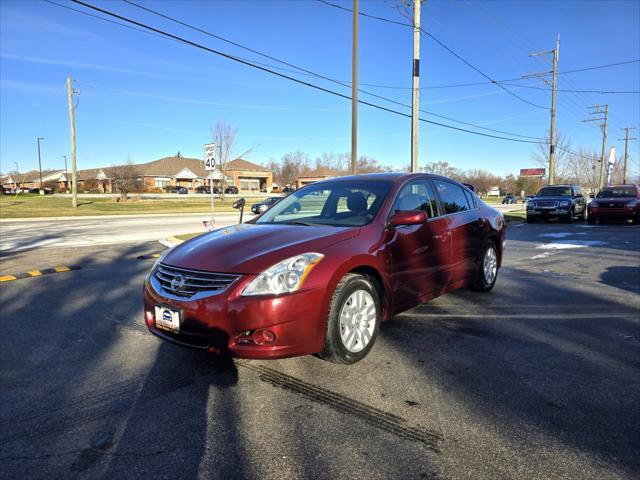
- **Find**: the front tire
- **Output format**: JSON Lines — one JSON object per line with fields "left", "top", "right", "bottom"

{"left": 587, "top": 215, "right": 596, "bottom": 224}
{"left": 564, "top": 208, "right": 574, "bottom": 223}
{"left": 470, "top": 241, "right": 499, "bottom": 292}
{"left": 319, "top": 274, "right": 381, "bottom": 364}
{"left": 526, "top": 216, "right": 535, "bottom": 223}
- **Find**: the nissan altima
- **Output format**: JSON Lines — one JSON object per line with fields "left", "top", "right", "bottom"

{"left": 144, "top": 173, "right": 506, "bottom": 364}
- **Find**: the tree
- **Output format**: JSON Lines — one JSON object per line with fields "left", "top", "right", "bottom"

{"left": 111, "top": 159, "right": 141, "bottom": 200}
{"left": 210, "top": 121, "right": 253, "bottom": 199}
{"left": 421, "top": 161, "right": 463, "bottom": 180}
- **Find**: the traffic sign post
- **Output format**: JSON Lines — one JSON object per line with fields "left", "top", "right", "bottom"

{"left": 204, "top": 143, "right": 216, "bottom": 230}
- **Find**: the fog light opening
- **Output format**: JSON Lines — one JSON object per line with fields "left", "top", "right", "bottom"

{"left": 252, "top": 329, "right": 276, "bottom": 346}
{"left": 145, "top": 310, "right": 155, "bottom": 326}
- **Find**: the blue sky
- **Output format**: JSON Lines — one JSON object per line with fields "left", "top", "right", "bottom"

{"left": 1, "top": 0, "right": 639, "bottom": 176}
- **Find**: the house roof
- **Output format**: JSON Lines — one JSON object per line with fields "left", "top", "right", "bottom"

{"left": 300, "top": 167, "right": 340, "bottom": 178}
{"left": 225, "top": 158, "right": 270, "bottom": 172}
{"left": 4, "top": 169, "right": 65, "bottom": 183}
{"left": 137, "top": 157, "right": 208, "bottom": 177}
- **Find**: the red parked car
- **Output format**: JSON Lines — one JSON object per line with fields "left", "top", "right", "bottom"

{"left": 144, "top": 173, "right": 506, "bottom": 364}
{"left": 588, "top": 184, "right": 640, "bottom": 224}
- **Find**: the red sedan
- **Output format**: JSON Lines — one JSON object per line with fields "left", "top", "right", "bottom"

{"left": 144, "top": 173, "right": 506, "bottom": 364}
{"left": 588, "top": 184, "right": 640, "bottom": 224}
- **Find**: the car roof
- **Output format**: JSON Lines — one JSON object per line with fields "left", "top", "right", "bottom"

{"left": 605, "top": 184, "right": 638, "bottom": 188}
{"left": 318, "top": 172, "right": 472, "bottom": 185}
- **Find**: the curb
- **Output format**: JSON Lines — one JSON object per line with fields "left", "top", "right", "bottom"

{"left": 0, "top": 212, "right": 252, "bottom": 223}
{"left": 0, "top": 265, "right": 82, "bottom": 283}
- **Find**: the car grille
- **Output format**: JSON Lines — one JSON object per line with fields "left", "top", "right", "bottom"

{"left": 536, "top": 200, "right": 558, "bottom": 208}
{"left": 154, "top": 263, "right": 241, "bottom": 299}
{"left": 599, "top": 202, "right": 626, "bottom": 209}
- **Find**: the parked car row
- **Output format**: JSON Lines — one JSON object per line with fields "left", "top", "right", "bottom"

{"left": 526, "top": 183, "right": 639, "bottom": 224}
{"left": 169, "top": 185, "right": 241, "bottom": 195}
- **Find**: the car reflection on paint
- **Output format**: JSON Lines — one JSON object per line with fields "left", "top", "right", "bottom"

{"left": 144, "top": 173, "right": 506, "bottom": 364}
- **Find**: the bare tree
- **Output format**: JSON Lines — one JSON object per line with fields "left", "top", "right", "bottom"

{"left": 421, "top": 161, "right": 463, "bottom": 180}
{"left": 210, "top": 121, "right": 254, "bottom": 200}
{"left": 111, "top": 158, "right": 141, "bottom": 200}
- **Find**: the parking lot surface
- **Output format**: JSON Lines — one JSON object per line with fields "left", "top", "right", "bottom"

{"left": 1, "top": 222, "right": 638, "bottom": 479}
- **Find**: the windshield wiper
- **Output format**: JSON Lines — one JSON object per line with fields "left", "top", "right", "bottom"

{"left": 281, "top": 221, "right": 317, "bottom": 226}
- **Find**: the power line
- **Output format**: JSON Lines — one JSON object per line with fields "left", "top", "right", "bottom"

{"left": 54, "top": 0, "right": 546, "bottom": 144}
{"left": 122, "top": 0, "right": 545, "bottom": 140}
{"left": 68, "top": 0, "right": 546, "bottom": 144}
{"left": 317, "top": 0, "right": 549, "bottom": 110}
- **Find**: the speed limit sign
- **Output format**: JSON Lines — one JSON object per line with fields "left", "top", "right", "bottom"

{"left": 204, "top": 143, "right": 216, "bottom": 170}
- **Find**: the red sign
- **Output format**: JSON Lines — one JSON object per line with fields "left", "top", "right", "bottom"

{"left": 520, "top": 168, "right": 545, "bottom": 176}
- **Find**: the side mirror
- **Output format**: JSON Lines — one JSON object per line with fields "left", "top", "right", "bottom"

{"left": 389, "top": 210, "right": 428, "bottom": 228}
{"left": 589, "top": 193, "right": 595, "bottom": 199}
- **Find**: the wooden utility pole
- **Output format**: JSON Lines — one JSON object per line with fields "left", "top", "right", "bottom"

{"left": 618, "top": 127, "right": 637, "bottom": 184}
{"left": 67, "top": 77, "right": 78, "bottom": 207}
{"left": 524, "top": 34, "right": 559, "bottom": 184}
{"left": 583, "top": 105, "right": 609, "bottom": 190}
{"left": 350, "top": 0, "right": 358, "bottom": 175}
{"left": 410, "top": 0, "right": 421, "bottom": 173}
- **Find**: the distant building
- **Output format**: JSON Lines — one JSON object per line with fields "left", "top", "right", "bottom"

{"left": 295, "top": 167, "right": 340, "bottom": 189}
{"left": 487, "top": 186, "right": 501, "bottom": 197}
{"left": 2, "top": 155, "right": 274, "bottom": 193}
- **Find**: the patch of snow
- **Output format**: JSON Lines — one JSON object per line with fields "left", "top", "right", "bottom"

{"left": 538, "top": 232, "right": 586, "bottom": 238}
{"left": 536, "top": 240, "right": 607, "bottom": 250}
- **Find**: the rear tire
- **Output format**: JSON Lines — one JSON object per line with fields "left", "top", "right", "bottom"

{"left": 565, "top": 208, "right": 574, "bottom": 223}
{"left": 469, "top": 241, "right": 499, "bottom": 293}
{"left": 578, "top": 208, "right": 586, "bottom": 221}
{"left": 319, "top": 274, "right": 381, "bottom": 364}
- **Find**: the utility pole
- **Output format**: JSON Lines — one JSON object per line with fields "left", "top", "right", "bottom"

{"left": 63, "top": 155, "right": 68, "bottom": 191}
{"left": 37, "top": 137, "right": 44, "bottom": 191}
{"left": 410, "top": 0, "right": 421, "bottom": 173}
{"left": 350, "top": 0, "right": 358, "bottom": 175}
{"left": 67, "top": 76, "right": 79, "bottom": 207}
{"left": 618, "top": 127, "right": 637, "bottom": 184}
{"left": 583, "top": 105, "right": 609, "bottom": 190}
{"left": 524, "top": 34, "right": 559, "bottom": 184}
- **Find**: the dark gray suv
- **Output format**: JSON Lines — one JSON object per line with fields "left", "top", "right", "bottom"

{"left": 526, "top": 185, "right": 587, "bottom": 223}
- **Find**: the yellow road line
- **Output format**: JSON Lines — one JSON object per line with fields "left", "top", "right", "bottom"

{"left": 55, "top": 266, "right": 70, "bottom": 272}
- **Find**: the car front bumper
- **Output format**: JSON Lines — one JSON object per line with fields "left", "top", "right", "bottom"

{"left": 143, "top": 276, "right": 327, "bottom": 359}
{"left": 527, "top": 207, "right": 570, "bottom": 217}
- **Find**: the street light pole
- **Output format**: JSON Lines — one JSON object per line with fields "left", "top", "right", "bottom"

{"left": 37, "top": 137, "right": 44, "bottom": 191}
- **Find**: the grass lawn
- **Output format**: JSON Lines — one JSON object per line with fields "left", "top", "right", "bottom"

{"left": 174, "top": 232, "right": 204, "bottom": 241}
{"left": 0, "top": 194, "right": 260, "bottom": 219}
{"left": 503, "top": 211, "right": 526, "bottom": 223}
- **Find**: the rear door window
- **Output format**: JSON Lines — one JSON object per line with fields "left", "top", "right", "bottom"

{"left": 433, "top": 180, "right": 471, "bottom": 214}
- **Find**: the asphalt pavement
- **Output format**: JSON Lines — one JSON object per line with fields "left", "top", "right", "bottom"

{"left": 0, "top": 212, "right": 253, "bottom": 252}
{"left": 1, "top": 220, "right": 638, "bottom": 479}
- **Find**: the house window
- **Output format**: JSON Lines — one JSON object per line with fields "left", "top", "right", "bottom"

{"left": 155, "top": 179, "right": 170, "bottom": 188}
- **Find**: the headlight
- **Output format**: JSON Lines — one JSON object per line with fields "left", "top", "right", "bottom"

{"left": 626, "top": 200, "right": 638, "bottom": 207}
{"left": 242, "top": 253, "right": 324, "bottom": 296}
{"left": 559, "top": 200, "right": 570, "bottom": 206}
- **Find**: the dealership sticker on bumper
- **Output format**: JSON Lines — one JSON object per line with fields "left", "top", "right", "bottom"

{"left": 155, "top": 305, "right": 181, "bottom": 333}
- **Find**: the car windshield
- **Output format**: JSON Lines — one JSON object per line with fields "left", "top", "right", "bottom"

{"left": 256, "top": 180, "right": 393, "bottom": 227}
{"left": 596, "top": 186, "right": 637, "bottom": 198}
{"left": 537, "top": 186, "right": 572, "bottom": 197}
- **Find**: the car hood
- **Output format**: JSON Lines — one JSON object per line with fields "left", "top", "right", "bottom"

{"left": 531, "top": 196, "right": 572, "bottom": 202}
{"left": 592, "top": 197, "right": 635, "bottom": 204}
{"left": 162, "top": 223, "right": 359, "bottom": 274}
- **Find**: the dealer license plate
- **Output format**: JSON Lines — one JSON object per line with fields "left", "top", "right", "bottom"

{"left": 154, "top": 305, "right": 181, "bottom": 333}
